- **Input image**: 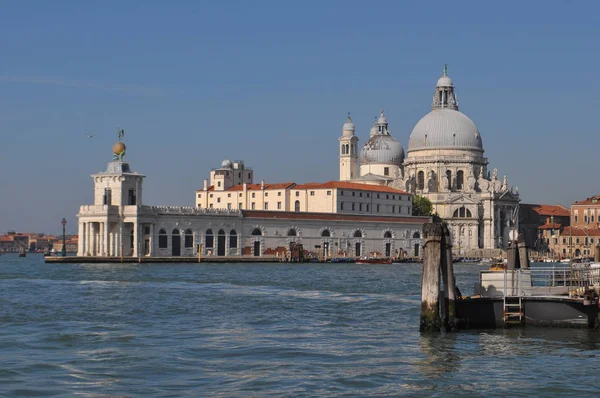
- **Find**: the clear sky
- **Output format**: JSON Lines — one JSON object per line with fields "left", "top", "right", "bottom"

{"left": 1, "top": 0, "right": 599, "bottom": 234}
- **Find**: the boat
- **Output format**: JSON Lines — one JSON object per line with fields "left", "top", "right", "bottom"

{"left": 355, "top": 258, "right": 392, "bottom": 264}
{"left": 18, "top": 247, "right": 27, "bottom": 257}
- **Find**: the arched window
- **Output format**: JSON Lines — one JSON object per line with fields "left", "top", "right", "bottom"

{"left": 446, "top": 170, "right": 452, "bottom": 190}
{"left": 417, "top": 171, "right": 424, "bottom": 190}
{"left": 158, "top": 228, "right": 167, "bottom": 248}
{"left": 229, "top": 230, "right": 237, "bottom": 248}
{"left": 341, "top": 145, "right": 346, "bottom": 155}
{"left": 184, "top": 229, "right": 193, "bottom": 248}
{"left": 456, "top": 170, "right": 464, "bottom": 190}
{"left": 205, "top": 229, "right": 214, "bottom": 248}
{"left": 353, "top": 230, "right": 362, "bottom": 238}
{"left": 294, "top": 200, "right": 300, "bottom": 212}
{"left": 412, "top": 232, "right": 420, "bottom": 239}
{"left": 287, "top": 228, "right": 297, "bottom": 237}
{"left": 252, "top": 228, "right": 262, "bottom": 236}
{"left": 453, "top": 206, "right": 472, "bottom": 218}
{"left": 321, "top": 229, "right": 331, "bottom": 237}
{"left": 384, "top": 231, "right": 392, "bottom": 238}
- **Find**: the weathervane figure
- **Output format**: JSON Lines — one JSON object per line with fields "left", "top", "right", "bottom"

{"left": 113, "top": 128, "right": 127, "bottom": 161}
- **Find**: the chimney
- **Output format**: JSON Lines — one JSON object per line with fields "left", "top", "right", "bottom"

{"left": 261, "top": 180, "right": 265, "bottom": 190}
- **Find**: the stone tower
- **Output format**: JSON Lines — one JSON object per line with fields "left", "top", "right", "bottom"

{"left": 339, "top": 114, "right": 359, "bottom": 181}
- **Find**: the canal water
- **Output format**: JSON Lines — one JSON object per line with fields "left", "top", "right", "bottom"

{"left": 1, "top": 255, "right": 599, "bottom": 397}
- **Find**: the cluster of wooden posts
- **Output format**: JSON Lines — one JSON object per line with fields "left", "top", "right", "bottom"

{"left": 420, "top": 221, "right": 534, "bottom": 332}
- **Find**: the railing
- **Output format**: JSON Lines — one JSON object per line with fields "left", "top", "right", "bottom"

{"left": 500, "top": 265, "right": 600, "bottom": 297}
{"left": 139, "top": 205, "right": 242, "bottom": 216}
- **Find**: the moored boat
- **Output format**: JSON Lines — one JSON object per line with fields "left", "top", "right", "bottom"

{"left": 355, "top": 258, "right": 392, "bottom": 264}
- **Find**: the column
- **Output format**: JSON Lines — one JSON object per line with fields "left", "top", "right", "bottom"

{"left": 133, "top": 221, "right": 139, "bottom": 257}
{"left": 99, "top": 222, "right": 104, "bottom": 256}
{"left": 78, "top": 221, "right": 85, "bottom": 256}
{"left": 86, "top": 222, "right": 91, "bottom": 256}
{"left": 149, "top": 223, "right": 155, "bottom": 256}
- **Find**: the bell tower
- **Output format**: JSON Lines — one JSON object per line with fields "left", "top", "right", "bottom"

{"left": 339, "top": 114, "right": 359, "bottom": 181}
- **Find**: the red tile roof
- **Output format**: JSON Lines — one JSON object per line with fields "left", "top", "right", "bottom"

{"left": 241, "top": 210, "right": 428, "bottom": 224}
{"left": 573, "top": 196, "right": 600, "bottom": 206}
{"left": 561, "top": 227, "right": 600, "bottom": 236}
{"left": 539, "top": 223, "right": 562, "bottom": 230}
{"left": 523, "top": 204, "right": 570, "bottom": 217}
{"left": 293, "top": 181, "right": 409, "bottom": 194}
{"left": 226, "top": 182, "right": 296, "bottom": 191}
{"left": 0, "top": 236, "right": 14, "bottom": 242}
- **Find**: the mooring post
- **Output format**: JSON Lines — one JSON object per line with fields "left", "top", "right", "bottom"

{"left": 506, "top": 240, "right": 519, "bottom": 270}
{"left": 420, "top": 222, "right": 443, "bottom": 332}
{"left": 517, "top": 233, "right": 529, "bottom": 269}
{"left": 595, "top": 244, "right": 600, "bottom": 262}
{"left": 441, "top": 223, "right": 457, "bottom": 330}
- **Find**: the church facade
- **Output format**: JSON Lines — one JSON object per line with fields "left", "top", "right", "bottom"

{"left": 340, "top": 67, "right": 519, "bottom": 254}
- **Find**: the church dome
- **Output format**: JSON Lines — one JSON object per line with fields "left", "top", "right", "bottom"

{"left": 221, "top": 159, "right": 233, "bottom": 169}
{"left": 360, "top": 134, "right": 404, "bottom": 165}
{"left": 407, "top": 109, "right": 483, "bottom": 152}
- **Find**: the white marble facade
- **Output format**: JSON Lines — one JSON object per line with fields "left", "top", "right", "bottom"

{"left": 340, "top": 67, "right": 519, "bottom": 253}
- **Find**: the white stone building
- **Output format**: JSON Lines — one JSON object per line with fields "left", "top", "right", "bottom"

{"left": 340, "top": 66, "right": 519, "bottom": 254}
{"left": 77, "top": 149, "right": 428, "bottom": 259}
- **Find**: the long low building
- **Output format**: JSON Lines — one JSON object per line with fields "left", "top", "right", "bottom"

{"left": 77, "top": 142, "right": 429, "bottom": 259}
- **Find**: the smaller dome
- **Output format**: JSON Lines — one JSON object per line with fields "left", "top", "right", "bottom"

{"left": 342, "top": 115, "right": 355, "bottom": 132}
{"left": 437, "top": 75, "right": 453, "bottom": 87}
{"left": 369, "top": 125, "right": 378, "bottom": 137}
{"left": 112, "top": 141, "right": 126, "bottom": 156}
{"left": 377, "top": 109, "right": 388, "bottom": 124}
{"left": 221, "top": 159, "right": 233, "bottom": 169}
{"left": 360, "top": 134, "right": 404, "bottom": 165}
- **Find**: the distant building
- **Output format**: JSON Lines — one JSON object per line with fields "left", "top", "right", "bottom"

{"left": 519, "top": 204, "right": 570, "bottom": 252}
{"left": 571, "top": 195, "right": 600, "bottom": 229}
{"left": 547, "top": 226, "right": 600, "bottom": 259}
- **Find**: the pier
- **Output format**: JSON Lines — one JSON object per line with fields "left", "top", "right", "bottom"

{"left": 45, "top": 255, "right": 283, "bottom": 264}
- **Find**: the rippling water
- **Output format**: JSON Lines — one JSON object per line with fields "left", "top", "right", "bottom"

{"left": 1, "top": 255, "right": 600, "bottom": 397}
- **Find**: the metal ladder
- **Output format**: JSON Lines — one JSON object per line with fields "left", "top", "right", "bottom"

{"left": 503, "top": 296, "right": 523, "bottom": 326}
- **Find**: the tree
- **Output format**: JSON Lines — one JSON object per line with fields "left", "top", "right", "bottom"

{"left": 412, "top": 194, "right": 434, "bottom": 216}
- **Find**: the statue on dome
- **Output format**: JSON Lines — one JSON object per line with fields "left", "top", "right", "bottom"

{"left": 466, "top": 169, "right": 476, "bottom": 192}
{"left": 501, "top": 175, "right": 508, "bottom": 191}
{"left": 492, "top": 168, "right": 498, "bottom": 181}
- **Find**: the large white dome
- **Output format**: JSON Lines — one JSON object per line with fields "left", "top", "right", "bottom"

{"left": 407, "top": 109, "right": 483, "bottom": 152}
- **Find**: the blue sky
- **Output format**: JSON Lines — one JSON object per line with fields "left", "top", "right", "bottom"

{"left": 1, "top": 0, "right": 599, "bottom": 233}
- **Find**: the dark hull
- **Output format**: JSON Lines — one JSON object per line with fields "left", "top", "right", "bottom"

{"left": 456, "top": 296, "right": 600, "bottom": 329}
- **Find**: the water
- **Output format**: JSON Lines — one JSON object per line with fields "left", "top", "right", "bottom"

{"left": 1, "top": 255, "right": 600, "bottom": 397}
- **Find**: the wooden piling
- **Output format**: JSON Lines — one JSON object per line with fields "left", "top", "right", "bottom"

{"left": 517, "top": 233, "right": 529, "bottom": 269}
{"left": 506, "top": 241, "right": 516, "bottom": 270}
{"left": 420, "top": 222, "right": 443, "bottom": 332}
{"left": 442, "top": 223, "right": 457, "bottom": 331}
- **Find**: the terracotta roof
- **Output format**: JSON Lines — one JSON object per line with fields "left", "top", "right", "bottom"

{"left": 561, "top": 227, "right": 600, "bottom": 237}
{"left": 293, "top": 181, "right": 409, "bottom": 194}
{"left": 241, "top": 210, "right": 428, "bottom": 224}
{"left": 226, "top": 182, "right": 296, "bottom": 191}
{"left": 539, "top": 223, "right": 562, "bottom": 230}
{"left": 0, "top": 236, "right": 14, "bottom": 242}
{"left": 521, "top": 203, "right": 570, "bottom": 217}
{"left": 573, "top": 195, "right": 600, "bottom": 206}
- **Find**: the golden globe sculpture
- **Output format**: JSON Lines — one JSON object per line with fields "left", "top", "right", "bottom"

{"left": 112, "top": 141, "right": 126, "bottom": 156}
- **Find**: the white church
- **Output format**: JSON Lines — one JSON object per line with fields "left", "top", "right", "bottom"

{"left": 339, "top": 66, "right": 519, "bottom": 253}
